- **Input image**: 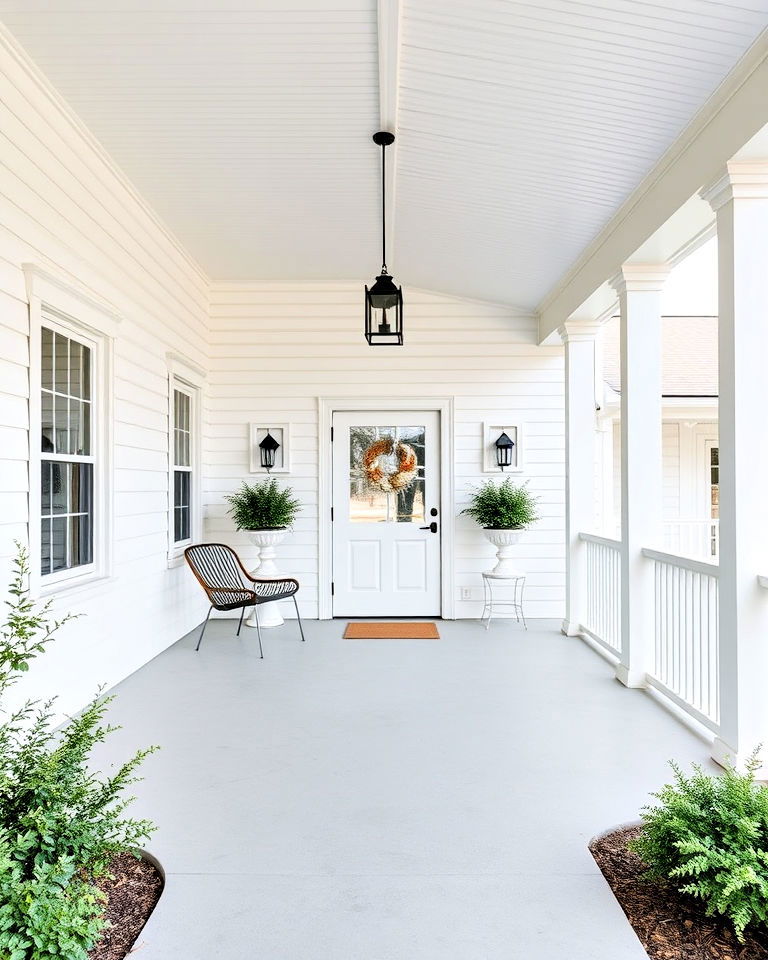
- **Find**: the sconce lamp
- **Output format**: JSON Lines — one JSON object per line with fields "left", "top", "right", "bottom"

{"left": 259, "top": 430, "right": 280, "bottom": 472}
{"left": 495, "top": 431, "right": 515, "bottom": 471}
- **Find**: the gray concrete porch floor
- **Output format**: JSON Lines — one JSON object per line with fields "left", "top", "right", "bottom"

{"left": 96, "top": 617, "right": 713, "bottom": 959}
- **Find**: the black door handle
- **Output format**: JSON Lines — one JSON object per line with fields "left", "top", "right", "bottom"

{"left": 420, "top": 522, "right": 438, "bottom": 533}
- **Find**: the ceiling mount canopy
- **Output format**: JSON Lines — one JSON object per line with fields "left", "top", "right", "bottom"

{"left": 365, "top": 131, "right": 403, "bottom": 346}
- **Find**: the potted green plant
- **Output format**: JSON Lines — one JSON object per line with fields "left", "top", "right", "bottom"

{"left": 224, "top": 479, "right": 302, "bottom": 627}
{"left": 461, "top": 478, "right": 539, "bottom": 575}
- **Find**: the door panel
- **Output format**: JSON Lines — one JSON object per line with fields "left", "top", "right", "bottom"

{"left": 332, "top": 411, "right": 441, "bottom": 617}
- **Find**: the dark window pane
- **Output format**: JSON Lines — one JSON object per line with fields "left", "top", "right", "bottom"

{"left": 51, "top": 463, "right": 68, "bottom": 514}
{"left": 174, "top": 471, "right": 191, "bottom": 542}
{"left": 41, "top": 462, "right": 51, "bottom": 514}
{"left": 70, "top": 514, "right": 93, "bottom": 567}
{"left": 81, "top": 401, "right": 91, "bottom": 456}
{"left": 51, "top": 517, "right": 67, "bottom": 571}
{"left": 70, "top": 463, "right": 93, "bottom": 515}
{"left": 41, "top": 327, "right": 54, "bottom": 391}
{"left": 54, "top": 333, "right": 69, "bottom": 395}
{"left": 41, "top": 518, "right": 51, "bottom": 575}
{"left": 54, "top": 395, "right": 68, "bottom": 454}
{"left": 41, "top": 391, "right": 54, "bottom": 452}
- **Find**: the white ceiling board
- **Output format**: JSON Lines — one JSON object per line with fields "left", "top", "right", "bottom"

{"left": 0, "top": 0, "right": 383, "bottom": 281}
{"left": 394, "top": 0, "right": 768, "bottom": 307}
{"left": 2, "top": 0, "right": 768, "bottom": 300}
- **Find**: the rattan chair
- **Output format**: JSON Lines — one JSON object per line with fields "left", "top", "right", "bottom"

{"left": 184, "top": 543, "right": 305, "bottom": 657}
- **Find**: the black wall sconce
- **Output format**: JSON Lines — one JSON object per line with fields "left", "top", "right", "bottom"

{"left": 259, "top": 430, "right": 280, "bottom": 472}
{"left": 495, "top": 431, "right": 515, "bottom": 471}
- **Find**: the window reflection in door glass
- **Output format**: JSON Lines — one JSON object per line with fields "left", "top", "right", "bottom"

{"left": 349, "top": 425, "right": 426, "bottom": 523}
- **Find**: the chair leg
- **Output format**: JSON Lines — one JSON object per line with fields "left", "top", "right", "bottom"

{"left": 254, "top": 607, "right": 264, "bottom": 659}
{"left": 293, "top": 596, "right": 306, "bottom": 642}
{"left": 236, "top": 606, "right": 246, "bottom": 637}
{"left": 195, "top": 606, "right": 213, "bottom": 652}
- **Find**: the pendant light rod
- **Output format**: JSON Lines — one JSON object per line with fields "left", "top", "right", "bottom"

{"left": 373, "top": 131, "right": 395, "bottom": 274}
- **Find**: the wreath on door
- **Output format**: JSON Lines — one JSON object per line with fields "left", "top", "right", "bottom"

{"left": 362, "top": 437, "right": 418, "bottom": 493}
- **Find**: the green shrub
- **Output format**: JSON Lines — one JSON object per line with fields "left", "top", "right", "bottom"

{"left": 630, "top": 752, "right": 768, "bottom": 942}
{"left": 461, "top": 478, "right": 539, "bottom": 529}
{"left": 0, "top": 546, "right": 157, "bottom": 960}
{"left": 224, "top": 478, "right": 301, "bottom": 530}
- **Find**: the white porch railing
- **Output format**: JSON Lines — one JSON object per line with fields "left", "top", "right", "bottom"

{"left": 642, "top": 547, "right": 720, "bottom": 731}
{"left": 579, "top": 532, "right": 621, "bottom": 655}
{"left": 662, "top": 519, "right": 719, "bottom": 561}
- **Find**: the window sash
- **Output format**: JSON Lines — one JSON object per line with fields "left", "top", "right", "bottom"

{"left": 171, "top": 383, "right": 196, "bottom": 548}
{"left": 40, "top": 324, "right": 96, "bottom": 580}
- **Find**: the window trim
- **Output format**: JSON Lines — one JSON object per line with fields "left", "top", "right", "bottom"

{"left": 167, "top": 353, "right": 205, "bottom": 566}
{"left": 25, "top": 264, "right": 118, "bottom": 597}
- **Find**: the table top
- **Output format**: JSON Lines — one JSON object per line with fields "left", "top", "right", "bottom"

{"left": 482, "top": 570, "right": 525, "bottom": 580}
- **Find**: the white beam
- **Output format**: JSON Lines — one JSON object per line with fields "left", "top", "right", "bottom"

{"left": 538, "top": 32, "right": 768, "bottom": 344}
{"left": 613, "top": 264, "right": 669, "bottom": 688}
{"left": 559, "top": 321, "right": 600, "bottom": 637}
{"left": 377, "top": 0, "right": 402, "bottom": 272}
{"left": 701, "top": 162, "right": 768, "bottom": 771}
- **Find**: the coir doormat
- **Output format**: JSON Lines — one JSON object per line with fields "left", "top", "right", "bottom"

{"left": 343, "top": 622, "right": 441, "bottom": 639}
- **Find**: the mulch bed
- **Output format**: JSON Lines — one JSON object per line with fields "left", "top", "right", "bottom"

{"left": 590, "top": 824, "right": 768, "bottom": 960}
{"left": 89, "top": 853, "right": 164, "bottom": 960}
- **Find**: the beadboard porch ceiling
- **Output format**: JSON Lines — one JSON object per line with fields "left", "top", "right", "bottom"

{"left": 1, "top": 1, "right": 767, "bottom": 308}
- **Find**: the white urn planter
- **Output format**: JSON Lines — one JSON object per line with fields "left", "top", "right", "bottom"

{"left": 245, "top": 529, "right": 287, "bottom": 628}
{"left": 484, "top": 528, "right": 523, "bottom": 576}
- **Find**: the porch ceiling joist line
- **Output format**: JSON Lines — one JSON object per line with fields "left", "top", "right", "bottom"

{"left": 377, "top": 0, "right": 402, "bottom": 276}
{"left": 537, "top": 27, "right": 768, "bottom": 344}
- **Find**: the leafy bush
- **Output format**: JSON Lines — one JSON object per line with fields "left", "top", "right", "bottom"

{"left": 0, "top": 546, "right": 157, "bottom": 960}
{"left": 630, "top": 752, "right": 768, "bottom": 942}
{"left": 225, "top": 478, "right": 301, "bottom": 530}
{"left": 461, "top": 478, "right": 539, "bottom": 529}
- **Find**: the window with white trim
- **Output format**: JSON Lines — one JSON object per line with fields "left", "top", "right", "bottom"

{"left": 40, "top": 325, "right": 95, "bottom": 577}
{"left": 172, "top": 385, "right": 194, "bottom": 545}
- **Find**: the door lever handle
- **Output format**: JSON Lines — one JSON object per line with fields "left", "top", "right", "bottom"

{"left": 420, "top": 522, "right": 438, "bottom": 533}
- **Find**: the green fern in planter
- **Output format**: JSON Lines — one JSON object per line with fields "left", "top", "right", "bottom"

{"left": 225, "top": 479, "right": 301, "bottom": 530}
{"left": 0, "top": 546, "right": 157, "bottom": 960}
{"left": 630, "top": 751, "right": 768, "bottom": 942}
{"left": 461, "top": 478, "right": 539, "bottom": 529}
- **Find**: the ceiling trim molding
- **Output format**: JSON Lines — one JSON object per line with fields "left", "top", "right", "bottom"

{"left": 377, "top": 0, "right": 402, "bottom": 272}
{"left": 537, "top": 27, "right": 768, "bottom": 343}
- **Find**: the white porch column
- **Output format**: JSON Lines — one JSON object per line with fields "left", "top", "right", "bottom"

{"left": 702, "top": 163, "right": 768, "bottom": 769}
{"left": 611, "top": 265, "right": 669, "bottom": 687}
{"left": 559, "top": 321, "right": 600, "bottom": 637}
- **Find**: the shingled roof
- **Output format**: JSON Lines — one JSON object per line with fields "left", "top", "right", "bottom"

{"left": 602, "top": 315, "right": 718, "bottom": 398}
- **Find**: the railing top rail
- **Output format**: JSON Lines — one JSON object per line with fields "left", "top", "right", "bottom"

{"left": 579, "top": 531, "right": 621, "bottom": 549}
{"left": 642, "top": 546, "right": 719, "bottom": 578}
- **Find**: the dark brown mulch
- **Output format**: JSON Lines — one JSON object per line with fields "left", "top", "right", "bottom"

{"left": 590, "top": 824, "right": 768, "bottom": 960}
{"left": 89, "top": 853, "right": 164, "bottom": 960}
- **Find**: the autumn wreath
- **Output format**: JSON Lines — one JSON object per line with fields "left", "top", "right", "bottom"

{"left": 363, "top": 437, "right": 418, "bottom": 493}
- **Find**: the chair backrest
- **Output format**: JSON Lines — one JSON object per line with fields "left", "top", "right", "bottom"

{"left": 185, "top": 543, "right": 249, "bottom": 602}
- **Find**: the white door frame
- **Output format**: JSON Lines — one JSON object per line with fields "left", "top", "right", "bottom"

{"left": 318, "top": 396, "right": 456, "bottom": 620}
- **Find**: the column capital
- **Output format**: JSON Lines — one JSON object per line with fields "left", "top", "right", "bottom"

{"left": 557, "top": 320, "right": 602, "bottom": 343}
{"left": 700, "top": 161, "right": 768, "bottom": 212}
{"left": 609, "top": 263, "right": 670, "bottom": 295}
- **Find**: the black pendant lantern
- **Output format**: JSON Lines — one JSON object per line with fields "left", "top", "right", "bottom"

{"left": 495, "top": 431, "right": 515, "bottom": 471}
{"left": 259, "top": 430, "right": 280, "bottom": 471}
{"left": 365, "top": 131, "right": 403, "bottom": 346}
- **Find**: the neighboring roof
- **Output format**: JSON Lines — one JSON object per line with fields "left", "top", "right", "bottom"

{"left": 602, "top": 315, "right": 718, "bottom": 398}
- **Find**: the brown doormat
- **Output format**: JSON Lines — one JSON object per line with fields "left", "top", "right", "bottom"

{"left": 343, "top": 622, "right": 441, "bottom": 639}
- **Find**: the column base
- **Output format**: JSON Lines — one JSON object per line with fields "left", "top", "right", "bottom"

{"left": 561, "top": 619, "right": 582, "bottom": 637}
{"left": 615, "top": 663, "right": 647, "bottom": 689}
{"left": 711, "top": 737, "right": 768, "bottom": 776}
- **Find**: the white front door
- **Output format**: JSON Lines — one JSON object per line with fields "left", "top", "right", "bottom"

{"left": 332, "top": 411, "right": 441, "bottom": 617}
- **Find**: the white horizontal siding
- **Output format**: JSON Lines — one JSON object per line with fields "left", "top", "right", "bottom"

{"left": 207, "top": 284, "right": 565, "bottom": 619}
{"left": 0, "top": 34, "right": 209, "bottom": 716}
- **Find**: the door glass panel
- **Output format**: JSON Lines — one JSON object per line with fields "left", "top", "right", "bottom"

{"left": 348, "top": 425, "right": 426, "bottom": 523}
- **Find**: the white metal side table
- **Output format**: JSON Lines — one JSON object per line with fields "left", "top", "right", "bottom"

{"left": 481, "top": 571, "right": 527, "bottom": 631}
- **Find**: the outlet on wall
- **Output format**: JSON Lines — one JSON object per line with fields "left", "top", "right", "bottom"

{"left": 460, "top": 587, "right": 472, "bottom": 601}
